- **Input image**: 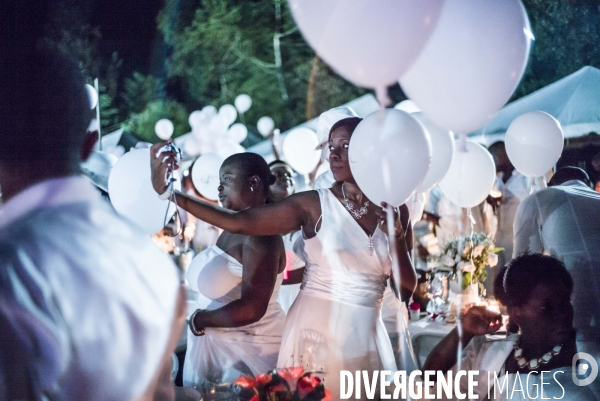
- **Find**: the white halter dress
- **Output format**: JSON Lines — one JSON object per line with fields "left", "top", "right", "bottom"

{"left": 183, "top": 245, "right": 285, "bottom": 386}
{"left": 277, "top": 189, "right": 397, "bottom": 400}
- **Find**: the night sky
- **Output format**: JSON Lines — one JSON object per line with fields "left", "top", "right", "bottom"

{"left": 89, "top": 0, "right": 165, "bottom": 76}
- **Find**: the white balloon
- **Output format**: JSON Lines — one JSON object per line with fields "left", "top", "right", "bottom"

{"left": 108, "top": 149, "right": 180, "bottom": 235}
{"left": 85, "top": 84, "right": 98, "bottom": 110}
{"left": 202, "top": 105, "right": 218, "bottom": 119}
{"left": 191, "top": 153, "right": 224, "bottom": 201}
{"left": 288, "top": 0, "right": 444, "bottom": 91}
{"left": 349, "top": 109, "right": 432, "bottom": 207}
{"left": 183, "top": 137, "right": 202, "bottom": 157}
{"left": 412, "top": 113, "right": 455, "bottom": 192}
{"left": 400, "top": 0, "right": 532, "bottom": 134}
{"left": 257, "top": 116, "right": 275, "bottom": 137}
{"left": 505, "top": 111, "right": 564, "bottom": 177}
{"left": 282, "top": 128, "right": 321, "bottom": 175}
{"left": 218, "top": 104, "right": 238, "bottom": 126}
{"left": 234, "top": 94, "right": 252, "bottom": 113}
{"left": 188, "top": 110, "right": 205, "bottom": 129}
{"left": 216, "top": 140, "right": 245, "bottom": 160}
{"left": 155, "top": 119, "right": 174, "bottom": 140}
{"left": 192, "top": 125, "right": 207, "bottom": 141}
{"left": 226, "top": 123, "right": 248, "bottom": 144}
{"left": 439, "top": 141, "right": 496, "bottom": 208}
{"left": 394, "top": 100, "right": 420, "bottom": 114}
{"left": 209, "top": 115, "right": 229, "bottom": 135}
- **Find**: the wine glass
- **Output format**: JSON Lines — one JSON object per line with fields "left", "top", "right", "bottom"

{"left": 427, "top": 273, "right": 444, "bottom": 315}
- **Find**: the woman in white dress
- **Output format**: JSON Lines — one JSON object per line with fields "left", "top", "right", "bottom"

{"left": 180, "top": 153, "right": 286, "bottom": 386}
{"left": 151, "top": 117, "right": 417, "bottom": 399}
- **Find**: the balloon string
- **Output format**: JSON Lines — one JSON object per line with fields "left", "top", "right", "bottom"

{"left": 537, "top": 175, "right": 547, "bottom": 189}
{"left": 458, "top": 133, "right": 468, "bottom": 152}
{"left": 386, "top": 204, "right": 418, "bottom": 394}
{"left": 386, "top": 205, "right": 401, "bottom": 296}
{"left": 455, "top": 236, "right": 463, "bottom": 372}
{"left": 375, "top": 86, "right": 391, "bottom": 108}
{"left": 526, "top": 176, "right": 534, "bottom": 194}
{"left": 163, "top": 164, "right": 182, "bottom": 238}
{"left": 467, "top": 208, "right": 475, "bottom": 285}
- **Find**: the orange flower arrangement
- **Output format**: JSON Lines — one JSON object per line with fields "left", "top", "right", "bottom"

{"left": 234, "top": 367, "right": 332, "bottom": 401}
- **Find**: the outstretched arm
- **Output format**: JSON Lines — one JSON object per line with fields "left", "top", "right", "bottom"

{"left": 151, "top": 142, "right": 314, "bottom": 236}
{"left": 192, "top": 235, "right": 284, "bottom": 328}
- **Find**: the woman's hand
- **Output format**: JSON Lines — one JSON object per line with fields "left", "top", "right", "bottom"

{"left": 150, "top": 142, "right": 179, "bottom": 195}
{"left": 377, "top": 202, "right": 406, "bottom": 242}
{"left": 461, "top": 306, "right": 503, "bottom": 336}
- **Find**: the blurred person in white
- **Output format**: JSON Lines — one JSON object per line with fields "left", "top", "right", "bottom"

{"left": 423, "top": 186, "right": 497, "bottom": 245}
{"left": 487, "top": 141, "right": 531, "bottom": 271}
{"left": 424, "top": 254, "right": 599, "bottom": 401}
{"left": 0, "top": 48, "right": 184, "bottom": 400}
{"left": 268, "top": 160, "right": 306, "bottom": 314}
{"left": 513, "top": 166, "right": 600, "bottom": 363}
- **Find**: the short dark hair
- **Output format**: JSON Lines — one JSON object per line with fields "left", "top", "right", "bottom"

{"left": 548, "top": 166, "right": 591, "bottom": 187}
{"left": 0, "top": 47, "right": 90, "bottom": 166}
{"left": 268, "top": 159, "right": 291, "bottom": 169}
{"left": 494, "top": 253, "right": 573, "bottom": 307}
{"left": 487, "top": 141, "right": 505, "bottom": 153}
{"left": 222, "top": 153, "right": 275, "bottom": 196}
{"left": 328, "top": 117, "right": 363, "bottom": 142}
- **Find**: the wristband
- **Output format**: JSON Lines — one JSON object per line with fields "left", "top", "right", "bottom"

{"left": 158, "top": 186, "right": 174, "bottom": 200}
{"left": 188, "top": 309, "right": 206, "bottom": 336}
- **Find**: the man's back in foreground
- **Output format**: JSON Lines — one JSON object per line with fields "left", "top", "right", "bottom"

{"left": 0, "top": 177, "right": 181, "bottom": 400}
{"left": 0, "top": 46, "right": 183, "bottom": 399}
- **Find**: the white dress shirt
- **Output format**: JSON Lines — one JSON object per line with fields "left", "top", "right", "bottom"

{"left": 494, "top": 170, "right": 532, "bottom": 265}
{"left": 425, "top": 186, "right": 496, "bottom": 245}
{"left": 513, "top": 180, "right": 600, "bottom": 353}
{"left": 0, "top": 176, "right": 180, "bottom": 400}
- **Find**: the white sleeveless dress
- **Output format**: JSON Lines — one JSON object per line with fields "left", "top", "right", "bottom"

{"left": 277, "top": 189, "right": 398, "bottom": 400}
{"left": 183, "top": 245, "right": 285, "bottom": 386}
{"left": 277, "top": 231, "right": 305, "bottom": 313}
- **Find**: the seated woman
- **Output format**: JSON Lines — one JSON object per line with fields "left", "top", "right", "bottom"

{"left": 424, "top": 253, "right": 599, "bottom": 400}
{"left": 182, "top": 153, "right": 286, "bottom": 386}
{"left": 267, "top": 160, "right": 306, "bottom": 313}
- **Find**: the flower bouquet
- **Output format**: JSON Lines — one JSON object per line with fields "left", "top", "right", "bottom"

{"left": 427, "top": 233, "right": 502, "bottom": 296}
{"left": 234, "top": 367, "right": 332, "bottom": 401}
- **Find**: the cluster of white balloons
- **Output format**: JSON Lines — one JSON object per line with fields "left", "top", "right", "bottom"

{"left": 183, "top": 95, "right": 253, "bottom": 161}
{"left": 292, "top": 0, "right": 534, "bottom": 211}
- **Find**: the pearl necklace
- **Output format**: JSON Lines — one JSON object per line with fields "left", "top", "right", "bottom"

{"left": 513, "top": 339, "right": 563, "bottom": 370}
{"left": 341, "top": 183, "right": 369, "bottom": 220}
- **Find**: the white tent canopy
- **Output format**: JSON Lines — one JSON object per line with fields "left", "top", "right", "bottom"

{"left": 469, "top": 66, "right": 600, "bottom": 145}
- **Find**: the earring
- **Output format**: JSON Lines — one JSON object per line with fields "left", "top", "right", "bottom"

{"left": 250, "top": 187, "right": 254, "bottom": 192}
